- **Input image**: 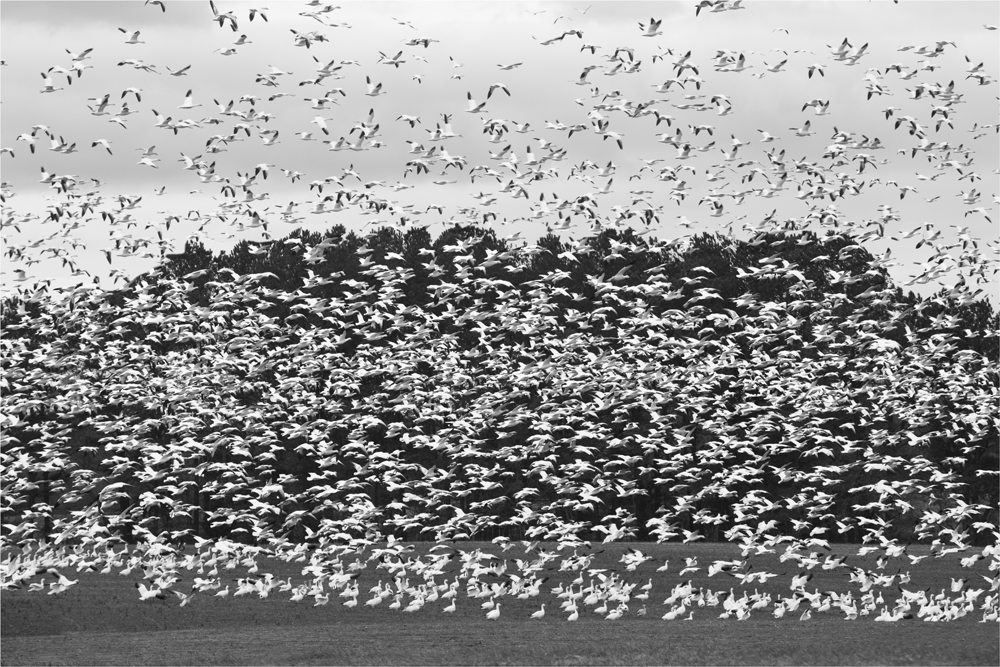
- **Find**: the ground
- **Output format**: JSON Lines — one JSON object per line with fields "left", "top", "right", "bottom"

{"left": 2, "top": 542, "right": 998, "bottom": 665}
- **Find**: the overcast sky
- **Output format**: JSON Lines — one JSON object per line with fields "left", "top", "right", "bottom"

{"left": 1, "top": 0, "right": 998, "bottom": 294}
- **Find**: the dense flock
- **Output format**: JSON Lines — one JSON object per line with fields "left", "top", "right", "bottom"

{"left": 2, "top": 223, "right": 998, "bottom": 622}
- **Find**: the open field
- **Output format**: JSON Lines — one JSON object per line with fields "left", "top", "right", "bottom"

{"left": 3, "top": 543, "right": 997, "bottom": 665}
{"left": 4, "top": 618, "right": 998, "bottom": 666}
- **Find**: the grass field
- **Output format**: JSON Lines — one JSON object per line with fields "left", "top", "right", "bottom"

{"left": 3, "top": 543, "right": 998, "bottom": 665}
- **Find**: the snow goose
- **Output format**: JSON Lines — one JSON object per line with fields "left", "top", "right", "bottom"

{"left": 639, "top": 18, "right": 662, "bottom": 37}
{"left": 118, "top": 28, "right": 145, "bottom": 44}
{"left": 178, "top": 90, "right": 202, "bottom": 109}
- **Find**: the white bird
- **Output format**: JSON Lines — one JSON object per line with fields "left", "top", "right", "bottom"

{"left": 88, "top": 93, "right": 112, "bottom": 115}
{"left": 486, "top": 602, "right": 501, "bottom": 620}
{"left": 682, "top": 529, "right": 705, "bottom": 543}
{"left": 91, "top": 139, "right": 113, "bottom": 154}
{"left": 209, "top": 0, "right": 239, "bottom": 30}
{"left": 121, "top": 87, "right": 143, "bottom": 102}
{"left": 66, "top": 47, "right": 94, "bottom": 62}
{"left": 365, "top": 76, "right": 385, "bottom": 97}
{"left": 807, "top": 64, "right": 825, "bottom": 78}
{"left": 722, "top": 53, "right": 751, "bottom": 72}
{"left": 466, "top": 92, "right": 488, "bottom": 113}
{"left": 178, "top": 90, "right": 202, "bottom": 109}
{"left": 790, "top": 120, "right": 813, "bottom": 136}
{"left": 135, "top": 583, "right": 164, "bottom": 601}
{"left": 39, "top": 72, "right": 63, "bottom": 93}
{"left": 378, "top": 50, "right": 405, "bottom": 68}
{"left": 802, "top": 98, "right": 829, "bottom": 112}
{"left": 118, "top": 28, "right": 144, "bottom": 44}
{"left": 173, "top": 591, "right": 195, "bottom": 607}
{"left": 576, "top": 65, "right": 602, "bottom": 85}
{"left": 530, "top": 603, "right": 545, "bottom": 619}
{"left": 487, "top": 83, "right": 510, "bottom": 99}
{"left": 639, "top": 17, "right": 663, "bottom": 37}
{"left": 16, "top": 133, "right": 37, "bottom": 153}
{"left": 311, "top": 116, "right": 331, "bottom": 135}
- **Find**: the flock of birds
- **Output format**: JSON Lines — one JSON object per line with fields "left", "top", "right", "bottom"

{"left": 1, "top": 223, "right": 998, "bottom": 621}
{"left": 4, "top": 535, "right": 999, "bottom": 623}
{"left": 1, "top": 0, "right": 998, "bottom": 626}
{"left": 0, "top": 0, "right": 997, "bottom": 296}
